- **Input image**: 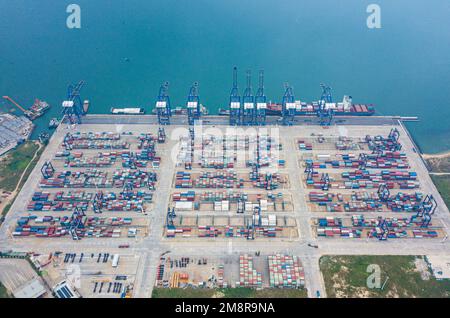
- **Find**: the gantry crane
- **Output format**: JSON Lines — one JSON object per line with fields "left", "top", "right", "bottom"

{"left": 186, "top": 82, "right": 201, "bottom": 125}
{"left": 255, "top": 70, "right": 267, "bottom": 125}
{"left": 388, "top": 128, "right": 402, "bottom": 151}
{"left": 242, "top": 70, "right": 255, "bottom": 125}
{"left": 92, "top": 191, "right": 103, "bottom": 214}
{"left": 41, "top": 161, "right": 55, "bottom": 179}
{"left": 229, "top": 66, "right": 241, "bottom": 126}
{"left": 317, "top": 84, "right": 333, "bottom": 126}
{"left": 412, "top": 195, "right": 437, "bottom": 228}
{"left": 69, "top": 207, "right": 85, "bottom": 240}
{"left": 377, "top": 217, "right": 389, "bottom": 241}
{"left": 282, "top": 83, "right": 295, "bottom": 125}
{"left": 377, "top": 183, "right": 390, "bottom": 202}
{"left": 155, "top": 81, "right": 171, "bottom": 125}
{"left": 166, "top": 207, "right": 176, "bottom": 230}
{"left": 62, "top": 81, "right": 86, "bottom": 124}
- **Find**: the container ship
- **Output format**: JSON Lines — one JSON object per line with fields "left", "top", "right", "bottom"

{"left": 151, "top": 104, "right": 209, "bottom": 116}
{"left": 218, "top": 96, "right": 374, "bottom": 116}
{"left": 111, "top": 107, "right": 145, "bottom": 115}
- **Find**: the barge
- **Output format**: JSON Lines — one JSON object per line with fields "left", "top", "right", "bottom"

{"left": 111, "top": 107, "right": 145, "bottom": 115}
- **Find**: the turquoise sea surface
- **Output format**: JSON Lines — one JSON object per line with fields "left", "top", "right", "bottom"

{"left": 0, "top": 0, "right": 449, "bottom": 152}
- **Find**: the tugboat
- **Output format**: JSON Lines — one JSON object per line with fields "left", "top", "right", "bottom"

{"left": 48, "top": 118, "right": 60, "bottom": 129}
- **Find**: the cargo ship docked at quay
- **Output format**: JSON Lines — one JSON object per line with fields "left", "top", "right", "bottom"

{"left": 111, "top": 106, "right": 208, "bottom": 116}
{"left": 218, "top": 96, "right": 375, "bottom": 117}
{"left": 110, "top": 107, "right": 145, "bottom": 115}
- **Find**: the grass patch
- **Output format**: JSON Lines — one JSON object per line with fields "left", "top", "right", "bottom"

{"left": 152, "top": 287, "right": 307, "bottom": 298}
{"left": 0, "top": 142, "right": 43, "bottom": 223}
{"left": 431, "top": 175, "right": 450, "bottom": 210}
{"left": 152, "top": 288, "right": 216, "bottom": 298}
{"left": 0, "top": 141, "right": 39, "bottom": 191}
{"left": 0, "top": 281, "right": 11, "bottom": 298}
{"left": 1, "top": 202, "right": 13, "bottom": 218}
{"left": 320, "top": 255, "right": 450, "bottom": 298}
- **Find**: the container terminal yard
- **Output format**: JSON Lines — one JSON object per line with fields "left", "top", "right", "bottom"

{"left": 0, "top": 76, "right": 449, "bottom": 298}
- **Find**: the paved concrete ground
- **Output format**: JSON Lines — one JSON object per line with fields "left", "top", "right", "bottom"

{"left": 0, "top": 115, "right": 448, "bottom": 298}
{"left": 0, "top": 259, "right": 36, "bottom": 292}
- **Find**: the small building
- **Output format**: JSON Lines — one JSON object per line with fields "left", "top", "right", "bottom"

{"left": 13, "top": 278, "right": 47, "bottom": 298}
{"left": 53, "top": 280, "right": 81, "bottom": 298}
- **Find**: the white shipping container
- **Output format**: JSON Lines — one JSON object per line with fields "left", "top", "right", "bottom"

{"left": 112, "top": 254, "right": 120, "bottom": 267}
{"left": 260, "top": 200, "right": 268, "bottom": 211}
{"left": 175, "top": 201, "right": 193, "bottom": 210}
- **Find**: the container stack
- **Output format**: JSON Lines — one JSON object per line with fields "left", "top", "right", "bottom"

{"left": 298, "top": 140, "right": 313, "bottom": 151}
{"left": 172, "top": 191, "right": 196, "bottom": 202}
{"left": 198, "top": 226, "right": 221, "bottom": 237}
{"left": 268, "top": 255, "right": 305, "bottom": 288}
{"left": 217, "top": 265, "right": 226, "bottom": 288}
{"left": 237, "top": 254, "right": 262, "bottom": 288}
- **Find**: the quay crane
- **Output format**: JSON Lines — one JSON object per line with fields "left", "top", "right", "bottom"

{"left": 242, "top": 70, "right": 255, "bottom": 125}
{"left": 155, "top": 81, "right": 171, "bottom": 125}
{"left": 281, "top": 83, "right": 295, "bottom": 125}
{"left": 317, "top": 84, "right": 334, "bottom": 126}
{"left": 255, "top": 70, "right": 267, "bottom": 126}
{"left": 229, "top": 66, "right": 241, "bottom": 126}
{"left": 186, "top": 82, "right": 201, "bottom": 125}
{"left": 62, "top": 81, "right": 86, "bottom": 124}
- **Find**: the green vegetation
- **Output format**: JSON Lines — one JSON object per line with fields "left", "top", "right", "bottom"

{"left": 0, "top": 142, "right": 43, "bottom": 222}
{"left": 0, "top": 141, "right": 39, "bottom": 191}
{"left": 152, "top": 288, "right": 216, "bottom": 298}
{"left": 320, "top": 255, "right": 450, "bottom": 298}
{"left": 152, "top": 287, "right": 307, "bottom": 298}
{"left": 1, "top": 202, "right": 13, "bottom": 219}
{"left": 431, "top": 175, "right": 450, "bottom": 209}
{"left": 0, "top": 282, "right": 11, "bottom": 298}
